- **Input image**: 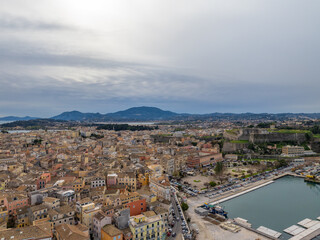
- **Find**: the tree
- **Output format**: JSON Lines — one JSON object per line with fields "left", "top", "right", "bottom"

{"left": 209, "top": 181, "right": 217, "bottom": 187}
{"left": 214, "top": 162, "right": 225, "bottom": 183}
{"left": 305, "top": 133, "right": 312, "bottom": 142}
{"left": 276, "top": 159, "right": 288, "bottom": 168}
{"left": 191, "top": 142, "right": 197, "bottom": 146}
{"left": 214, "top": 162, "right": 224, "bottom": 175}
{"left": 248, "top": 143, "right": 255, "bottom": 151}
{"left": 181, "top": 202, "right": 189, "bottom": 211}
{"left": 311, "top": 125, "right": 320, "bottom": 134}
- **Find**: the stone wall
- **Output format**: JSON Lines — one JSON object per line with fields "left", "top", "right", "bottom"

{"left": 222, "top": 142, "right": 249, "bottom": 153}
{"left": 249, "top": 132, "right": 306, "bottom": 144}
{"left": 311, "top": 139, "right": 320, "bottom": 153}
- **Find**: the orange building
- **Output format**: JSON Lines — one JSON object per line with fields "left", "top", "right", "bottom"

{"left": 126, "top": 198, "right": 146, "bottom": 216}
{"left": 101, "top": 224, "right": 123, "bottom": 240}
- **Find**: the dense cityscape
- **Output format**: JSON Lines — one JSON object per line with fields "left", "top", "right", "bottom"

{"left": 0, "top": 109, "right": 320, "bottom": 239}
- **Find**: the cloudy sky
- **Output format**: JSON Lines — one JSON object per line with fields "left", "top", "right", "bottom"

{"left": 1, "top": 0, "right": 320, "bottom": 117}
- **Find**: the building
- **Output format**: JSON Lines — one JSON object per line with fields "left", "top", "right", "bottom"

{"left": 128, "top": 211, "right": 164, "bottom": 240}
{"left": 126, "top": 198, "right": 147, "bottom": 216}
{"left": 137, "top": 173, "right": 149, "bottom": 187}
{"left": 107, "top": 173, "right": 118, "bottom": 186}
{"left": 28, "top": 204, "right": 49, "bottom": 224}
{"left": 56, "top": 190, "right": 76, "bottom": 203}
{"left": 114, "top": 208, "right": 130, "bottom": 230}
{"left": 122, "top": 228, "right": 133, "bottom": 240}
{"left": 73, "top": 179, "right": 85, "bottom": 192}
{"left": 282, "top": 146, "right": 305, "bottom": 156}
{"left": 187, "top": 153, "right": 222, "bottom": 168}
{"left": 16, "top": 207, "right": 29, "bottom": 228}
{"left": 3, "top": 193, "right": 29, "bottom": 215}
{"left": 0, "top": 206, "right": 8, "bottom": 229}
{"left": 153, "top": 206, "right": 170, "bottom": 233}
{"left": 48, "top": 205, "right": 75, "bottom": 227}
{"left": 82, "top": 204, "right": 100, "bottom": 233}
{"left": 76, "top": 198, "right": 93, "bottom": 219}
{"left": 119, "top": 191, "right": 140, "bottom": 205}
{"left": 117, "top": 172, "right": 137, "bottom": 191}
{"left": 149, "top": 176, "right": 171, "bottom": 201}
{"left": 55, "top": 223, "right": 89, "bottom": 240}
{"left": 37, "top": 178, "right": 46, "bottom": 190}
{"left": 92, "top": 211, "right": 112, "bottom": 240}
{"left": 43, "top": 197, "right": 60, "bottom": 210}
{"left": 101, "top": 224, "right": 123, "bottom": 240}
{"left": 0, "top": 224, "right": 53, "bottom": 240}
{"left": 91, "top": 177, "right": 106, "bottom": 188}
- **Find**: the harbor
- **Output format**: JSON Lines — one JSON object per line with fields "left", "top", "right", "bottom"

{"left": 217, "top": 175, "right": 320, "bottom": 239}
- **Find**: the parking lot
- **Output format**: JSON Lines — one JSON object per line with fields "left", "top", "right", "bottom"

{"left": 171, "top": 164, "right": 294, "bottom": 200}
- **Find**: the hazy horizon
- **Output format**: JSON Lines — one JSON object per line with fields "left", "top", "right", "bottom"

{"left": 2, "top": 106, "right": 320, "bottom": 119}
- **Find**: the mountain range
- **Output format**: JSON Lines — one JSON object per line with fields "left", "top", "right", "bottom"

{"left": 1, "top": 106, "right": 320, "bottom": 122}
{"left": 0, "top": 116, "right": 38, "bottom": 122}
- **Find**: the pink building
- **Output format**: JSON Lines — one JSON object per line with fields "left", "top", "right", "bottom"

{"left": 4, "top": 193, "right": 29, "bottom": 215}
{"left": 40, "top": 173, "right": 51, "bottom": 183}
{"left": 107, "top": 173, "right": 117, "bottom": 186}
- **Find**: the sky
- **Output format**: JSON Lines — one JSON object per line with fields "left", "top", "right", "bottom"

{"left": 0, "top": 0, "right": 320, "bottom": 117}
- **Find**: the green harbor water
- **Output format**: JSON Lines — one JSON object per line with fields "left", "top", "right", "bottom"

{"left": 222, "top": 176, "right": 320, "bottom": 239}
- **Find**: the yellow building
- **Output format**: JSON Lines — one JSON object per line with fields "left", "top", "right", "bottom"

{"left": 0, "top": 206, "right": 8, "bottom": 229}
{"left": 137, "top": 172, "right": 149, "bottom": 187}
{"left": 120, "top": 191, "right": 140, "bottom": 205}
{"left": 282, "top": 145, "right": 304, "bottom": 156}
{"left": 117, "top": 172, "right": 137, "bottom": 191}
{"left": 81, "top": 203, "right": 100, "bottom": 233}
{"left": 129, "top": 211, "right": 164, "bottom": 240}
{"left": 73, "top": 179, "right": 85, "bottom": 192}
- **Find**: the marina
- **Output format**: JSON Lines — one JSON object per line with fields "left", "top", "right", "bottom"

{"left": 220, "top": 175, "right": 320, "bottom": 239}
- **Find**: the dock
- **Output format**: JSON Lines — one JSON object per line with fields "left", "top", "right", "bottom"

{"left": 284, "top": 225, "right": 305, "bottom": 236}
{"left": 211, "top": 181, "right": 274, "bottom": 205}
{"left": 289, "top": 222, "right": 320, "bottom": 240}
{"left": 287, "top": 217, "right": 320, "bottom": 240}
{"left": 257, "top": 226, "right": 282, "bottom": 239}
{"left": 297, "top": 218, "right": 319, "bottom": 228}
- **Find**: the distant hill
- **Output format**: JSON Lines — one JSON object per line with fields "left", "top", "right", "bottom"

{"left": 51, "top": 111, "right": 103, "bottom": 121}
{"left": 51, "top": 106, "right": 179, "bottom": 121}
{"left": 0, "top": 119, "right": 69, "bottom": 129}
{"left": 0, "top": 116, "right": 38, "bottom": 121}
{"left": 104, "top": 106, "right": 178, "bottom": 121}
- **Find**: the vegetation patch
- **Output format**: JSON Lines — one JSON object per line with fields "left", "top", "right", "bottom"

{"left": 268, "top": 129, "right": 311, "bottom": 134}
{"left": 230, "top": 140, "right": 249, "bottom": 144}
{"left": 226, "top": 129, "right": 239, "bottom": 135}
{"left": 97, "top": 124, "right": 158, "bottom": 131}
{"left": 193, "top": 180, "right": 201, "bottom": 182}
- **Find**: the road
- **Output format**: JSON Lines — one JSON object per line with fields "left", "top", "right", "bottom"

{"left": 166, "top": 191, "right": 185, "bottom": 240}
